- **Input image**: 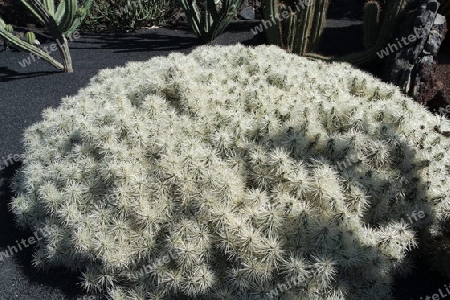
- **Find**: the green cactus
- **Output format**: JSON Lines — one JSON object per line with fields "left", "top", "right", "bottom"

{"left": 4, "top": 24, "right": 13, "bottom": 33}
{"left": 262, "top": 0, "right": 330, "bottom": 55}
{"left": 363, "top": 1, "right": 381, "bottom": 49}
{"left": 180, "top": 0, "right": 243, "bottom": 43}
{"left": 0, "top": 17, "right": 63, "bottom": 69}
{"left": 261, "top": 0, "right": 409, "bottom": 65}
{"left": 334, "top": 0, "right": 409, "bottom": 65}
{"left": 18, "top": 0, "right": 94, "bottom": 72}
{"left": 26, "top": 31, "right": 36, "bottom": 45}
{"left": 20, "top": 0, "right": 93, "bottom": 35}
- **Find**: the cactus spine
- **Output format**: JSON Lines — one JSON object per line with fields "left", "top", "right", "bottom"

{"left": 18, "top": 0, "right": 93, "bottom": 72}
{"left": 180, "top": 0, "right": 243, "bottom": 43}
{"left": 0, "top": 17, "right": 63, "bottom": 69}
{"left": 262, "top": 0, "right": 330, "bottom": 55}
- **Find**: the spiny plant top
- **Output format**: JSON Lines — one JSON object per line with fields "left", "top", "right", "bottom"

{"left": 12, "top": 44, "right": 450, "bottom": 299}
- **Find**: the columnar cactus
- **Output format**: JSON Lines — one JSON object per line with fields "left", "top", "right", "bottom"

{"left": 11, "top": 45, "right": 450, "bottom": 299}
{"left": 262, "top": 0, "right": 330, "bottom": 55}
{"left": 18, "top": 0, "right": 94, "bottom": 72}
{"left": 261, "top": 0, "right": 409, "bottom": 65}
{"left": 340, "top": 0, "right": 410, "bottom": 65}
{"left": 180, "top": 0, "right": 242, "bottom": 43}
{"left": 363, "top": 1, "right": 381, "bottom": 49}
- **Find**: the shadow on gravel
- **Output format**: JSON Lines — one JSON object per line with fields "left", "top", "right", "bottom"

{"left": 318, "top": 24, "right": 365, "bottom": 56}
{"left": 0, "top": 67, "right": 61, "bottom": 83}
{"left": 73, "top": 31, "right": 202, "bottom": 53}
{"left": 0, "top": 163, "right": 85, "bottom": 300}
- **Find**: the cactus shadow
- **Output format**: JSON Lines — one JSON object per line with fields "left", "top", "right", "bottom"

{"left": 0, "top": 67, "right": 61, "bottom": 83}
{"left": 72, "top": 29, "right": 202, "bottom": 53}
{"left": 260, "top": 116, "right": 441, "bottom": 296}
{"left": 0, "top": 162, "right": 88, "bottom": 299}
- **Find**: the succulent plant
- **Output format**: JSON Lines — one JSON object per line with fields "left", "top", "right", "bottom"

{"left": 342, "top": 0, "right": 410, "bottom": 65}
{"left": 261, "top": 0, "right": 410, "bottom": 66}
{"left": 262, "top": 0, "right": 330, "bottom": 55}
{"left": 4, "top": 24, "right": 13, "bottom": 33}
{"left": 11, "top": 44, "right": 450, "bottom": 299}
{"left": 180, "top": 0, "right": 242, "bottom": 43}
{"left": 17, "top": 0, "right": 94, "bottom": 72}
{"left": 26, "top": 31, "right": 37, "bottom": 45}
{"left": 0, "top": 16, "right": 63, "bottom": 69}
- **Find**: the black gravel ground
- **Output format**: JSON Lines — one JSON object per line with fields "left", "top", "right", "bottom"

{"left": 0, "top": 20, "right": 448, "bottom": 300}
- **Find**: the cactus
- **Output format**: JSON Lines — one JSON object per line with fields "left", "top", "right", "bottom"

{"left": 262, "top": 0, "right": 330, "bottom": 55}
{"left": 11, "top": 44, "right": 450, "bottom": 299}
{"left": 363, "top": 1, "right": 381, "bottom": 49}
{"left": 18, "top": 0, "right": 94, "bottom": 72}
{"left": 180, "top": 0, "right": 243, "bottom": 43}
{"left": 334, "top": 0, "right": 409, "bottom": 65}
{"left": 26, "top": 31, "right": 36, "bottom": 45}
{"left": 0, "top": 17, "right": 63, "bottom": 69}
{"left": 4, "top": 24, "right": 13, "bottom": 33}
{"left": 261, "top": 0, "right": 409, "bottom": 65}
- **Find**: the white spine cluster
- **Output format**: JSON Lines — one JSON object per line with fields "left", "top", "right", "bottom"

{"left": 11, "top": 44, "right": 450, "bottom": 299}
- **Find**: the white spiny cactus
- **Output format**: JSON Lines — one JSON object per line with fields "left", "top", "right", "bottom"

{"left": 10, "top": 44, "right": 450, "bottom": 299}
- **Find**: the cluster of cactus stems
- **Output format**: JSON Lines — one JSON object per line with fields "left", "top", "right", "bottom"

{"left": 11, "top": 45, "right": 450, "bottom": 299}
{"left": 262, "top": 0, "right": 409, "bottom": 65}
{"left": 4, "top": 0, "right": 93, "bottom": 73}
{"left": 0, "top": 17, "right": 63, "bottom": 69}
{"left": 180, "top": 0, "right": 243, "bottom": 43}
{"left": 337, "top": 0, "right": 410, "bottom": 65}
{"left": 262, "top": 0, "right": 330, "bottom": 55}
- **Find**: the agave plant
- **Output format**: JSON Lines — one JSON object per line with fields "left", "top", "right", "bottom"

{"left": 180, "top": 0, "right": 242, "bottom": 43}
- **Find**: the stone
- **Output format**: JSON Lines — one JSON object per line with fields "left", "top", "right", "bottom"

{"left": 384, "top": 0, "right": 447, "bottom": 104}
{"left": 240, "top": 6, "right": 255, "bottom": 20}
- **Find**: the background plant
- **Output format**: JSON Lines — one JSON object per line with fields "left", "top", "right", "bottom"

{"left": 180, "top": 0, "right": 242, "bottom": 43}
{"left": 81, "top": 0, "right": 177, "bottom": 32}
{"left": 261, "top": 0, "right": 411, "bottom": 65}
{"left": 262, "top": 0, "right": 330, "bottom": 55}
{"left": 11, "top": 44, "right": 450, "bottom": 299}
